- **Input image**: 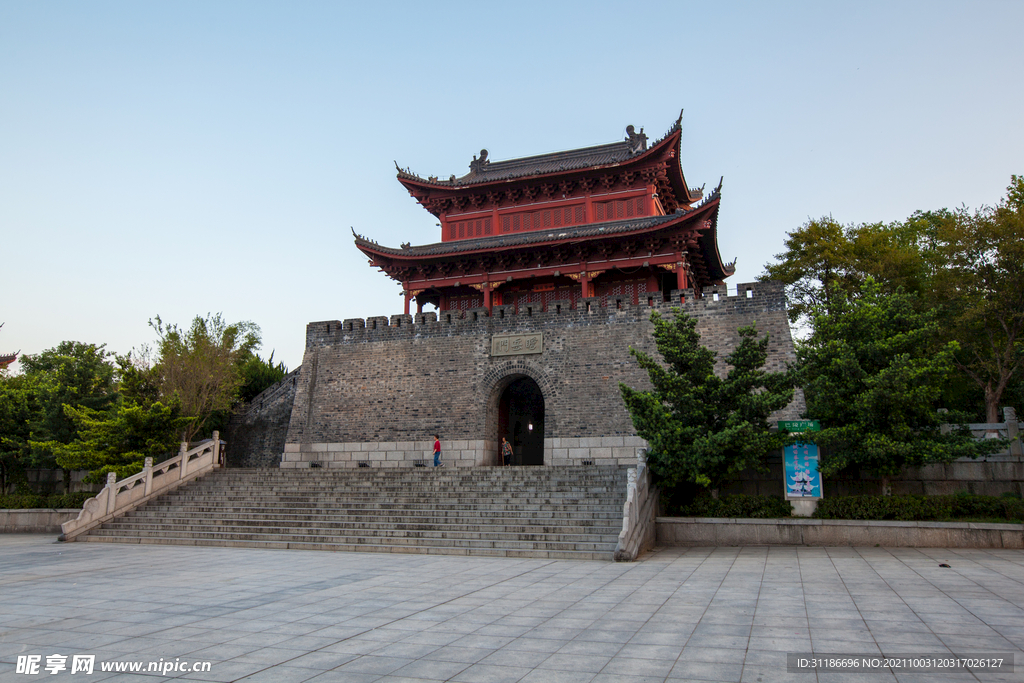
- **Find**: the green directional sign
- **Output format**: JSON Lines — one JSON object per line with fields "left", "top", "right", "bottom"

{"left": 778, "top": 420, "right": 821, "bottom": 433}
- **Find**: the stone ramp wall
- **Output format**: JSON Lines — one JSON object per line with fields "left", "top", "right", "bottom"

{"left": 224, "top": 369, "right": 299, "bottom": 468}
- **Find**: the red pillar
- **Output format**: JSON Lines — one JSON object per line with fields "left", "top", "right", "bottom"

{"left": 404, "top": 291, "right": 411, "bottom": 315}
{"left": 483, "top": 285, "right": 492, "bottom": 312}
{"left": 676, "top": 262, "right": 688, "bottom": 292}
{"left": 416, "top": 297, "right": 423, "bottom": 314}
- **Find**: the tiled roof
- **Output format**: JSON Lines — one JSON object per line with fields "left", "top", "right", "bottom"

{"left": 354, "top": 191, "right": 720, "bottom": 259}
{"left": 355, "top": 214, "right": 678, "bottom": 258}
{"left": 450, "top": 141, "right": 636, "bottom": 185}
{"left": 396, "top": 117, "right": 682, "bottom": 188}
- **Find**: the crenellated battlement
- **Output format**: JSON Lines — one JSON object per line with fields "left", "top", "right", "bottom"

{"left": 306, "top": 281, "right": 785, "bottom": 348}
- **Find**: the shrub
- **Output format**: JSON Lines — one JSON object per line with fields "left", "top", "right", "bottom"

{"left": 0, "top": 492, "right": 93, "bottom": 510}
{"left": 813, "top": 494, "right": 1024, "bottom": 522}
{"left": 674, "top": 494, "right": 793, "bottom": 518}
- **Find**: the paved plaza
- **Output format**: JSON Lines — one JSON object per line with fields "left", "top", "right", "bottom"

{"left": 0, "top": 535, "right": 1021, "bottom": 682}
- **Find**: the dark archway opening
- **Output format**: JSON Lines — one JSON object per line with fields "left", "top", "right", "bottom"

{"left": 497, "top": 377, "right": 545, "bottom": 466}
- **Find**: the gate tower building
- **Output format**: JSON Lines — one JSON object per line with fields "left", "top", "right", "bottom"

{"left": 354, "top": 112, "right": 734, "bottom": 316}
{"left": 279, "top": 114, "right": 802, "bottom": 469}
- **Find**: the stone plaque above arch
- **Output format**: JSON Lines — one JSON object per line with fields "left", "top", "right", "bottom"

{"left": 491, "top": 332, "right": 543, "bottom": 357}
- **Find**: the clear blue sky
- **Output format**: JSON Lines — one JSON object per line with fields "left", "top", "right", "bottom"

{"left": 2, "top": 1, "right": 1022, "bottom": 372}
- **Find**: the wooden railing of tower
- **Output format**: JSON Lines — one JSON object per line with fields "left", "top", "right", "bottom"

{"left": 60, "top": 433, "right": 222, "bottom": 541}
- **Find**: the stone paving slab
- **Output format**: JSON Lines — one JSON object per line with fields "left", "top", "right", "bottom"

{"left": 0, "top": 535, "right": 1020, "bottom": 682}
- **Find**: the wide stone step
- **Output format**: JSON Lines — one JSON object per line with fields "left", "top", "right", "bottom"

{"left": 93, "top": 525, "right": 619, "bottom": 545}
{"left": 78, "top": 535, "right": 612, "bottom": 560}
{"left": 75, "top": 466, "right": 629, "bottom": 560}
{"left": 102, "top": 518, "right": 621, "bottom": 536}
{"left": 84, "top": 527, "right": 617, "bottom": 550}
{"left": 120, "top": 510, "right": 622, "bottom": 524}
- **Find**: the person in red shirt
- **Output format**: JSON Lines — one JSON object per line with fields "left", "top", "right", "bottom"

{"left": 433, "top": 434, "right": 442, "bottom": 467}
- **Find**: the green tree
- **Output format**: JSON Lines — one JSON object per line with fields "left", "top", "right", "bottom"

{"left": 149, "top": 313, "right": 260, "bottom": 442}
{"left": 798, "top": 282, "right": 1001, "bottom": 489}
{"left": 759, "top": 216, "right": 855, "bottom": 325}
{"left": 21, "top": 342, "right": 117, "bottom": 488}
{"left": 619, "top": 311, "right": 794, "bottom": 495}
{"left": 0, "top": 373, "right": 42, "bottom": 492}
{"left": 928, "top": 176, "right": 1024, "bottom": 423}
{"left": 51, "top": 400, "right": 189, "bottom": 483}
{"left": 237, "top": 351, "right": 288, "bottom": 404}
{"left": 760, "top": 216, "right": 932, "bottom": 327}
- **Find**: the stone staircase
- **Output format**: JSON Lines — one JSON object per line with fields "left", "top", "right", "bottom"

{"left": 77, "top": 466, "right": 629, "bottom": 560}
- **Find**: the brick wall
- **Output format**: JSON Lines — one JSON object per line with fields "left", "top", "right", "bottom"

{"left": 282, "top": 282, "right": 804, "bottom": 469}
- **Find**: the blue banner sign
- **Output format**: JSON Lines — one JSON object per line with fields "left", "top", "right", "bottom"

{"left": 784, "top": 442, "right": 822, "bottom": 499}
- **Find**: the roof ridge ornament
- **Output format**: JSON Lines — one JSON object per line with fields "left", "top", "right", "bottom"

{"left": 469, "top": 149, "right": 490, "bottom": 174}
{"left": 625, "top": 125, "right": 647, "bottom": 155}
{"left": 676, "top": 108, "right": 684, "bottom": 128}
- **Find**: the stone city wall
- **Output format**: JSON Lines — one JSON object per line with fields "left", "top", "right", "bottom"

{"left": 282, "top": 282, "right": 804, "bottom": 469}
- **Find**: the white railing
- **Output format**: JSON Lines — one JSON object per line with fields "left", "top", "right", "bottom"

{"left": 61, "top": 432, "right": 221, "bottom": 541}
{"left": 955, "top": 407, "right": 1022, "bottom": 459}
{"left": 614, "top": 448, "right": 658, "bottom": 561}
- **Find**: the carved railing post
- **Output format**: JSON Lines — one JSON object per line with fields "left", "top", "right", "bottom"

{"left": 212, "top": 431, "right": 220, "bottom": 468}
{"left": 1005, "top": 407, "right": 1021, "bottom": 456}
{"left": 178, "top": 441, "right": 188, "bottom": 479}
{"left": 143, "top": 457, "right": 154, "bottom": 496}
{"left": 105, "top": 472, "right": 117, "bottom": 514}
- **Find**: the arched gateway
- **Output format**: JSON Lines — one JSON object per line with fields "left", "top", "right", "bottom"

{"left": 278, "top": 115, "right": 804, "bottom": 470}
{"left": 496, "top": 376, "right": 545, "bottom": 466}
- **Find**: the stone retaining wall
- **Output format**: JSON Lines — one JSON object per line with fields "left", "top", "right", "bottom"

{"left": 722, "top": 454, "right": 1024, "bottom": 498}
{"left": 0, "top": 509, "right": 80, "bottom": 533}
{"left": 657, "top": 517, "right": 1024, "bottom": 549}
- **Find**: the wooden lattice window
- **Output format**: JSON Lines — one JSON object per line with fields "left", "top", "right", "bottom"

{"left": 458, "top": 222, "right": 465, "bottom": 238}
{"left": 575, "top": 206, "right": 585, "bottom": 223}
{"left": 502, "top": 216, "right": 511, "bottom": 233}
{"left": 512, "top": 215, "right": 521, "bottom": 232}
{"left": 484, "top": 218, "right": 492, "bottom": 235}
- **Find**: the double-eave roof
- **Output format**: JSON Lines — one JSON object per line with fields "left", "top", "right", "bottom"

{"left": 354, "top": 190, "right": 734, "bottom": 282}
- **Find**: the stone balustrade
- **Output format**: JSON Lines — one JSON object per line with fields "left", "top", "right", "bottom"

{"left": 60, "top": 433, "right": 221, "bottom": 541}
{"left": 614, "top": 448, "right": 658, "bottom": 561}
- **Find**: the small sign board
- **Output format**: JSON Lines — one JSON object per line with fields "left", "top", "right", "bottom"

{"left": 491, "top": 332, "right": 543, "bottom": 357}
{"left": 778, "top": 419, "right": 821, "bottom": 433}
{"left": 784, "top": 442, "right": 822, "bottom": 499}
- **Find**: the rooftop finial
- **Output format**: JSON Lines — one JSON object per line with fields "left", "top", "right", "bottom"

{"left": 625, "top": 125, "right": 647, "bottom": 155}
{"left": 676, "top": 108, "right": 684, "bottom": 128}
{"left": 469, "top": 149, "right": 490, "bottom": 174}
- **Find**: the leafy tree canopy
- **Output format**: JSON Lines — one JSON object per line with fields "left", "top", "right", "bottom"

{"left": 237, "top": 350, "right": 288, "bottom": 404}
{"left": 52, "top": 400, "right": 190, "bottom": 483}
{"left": 620, "top": 310, "right": 794, "bottom": 493}
{"left": 798, "top": 281, "right": 1002, "bottom": 480}
{"left": 761, "top": 176, "right": 1024, "bottom": 422}
{"left": 149, "top": 313, "right": 260, "bottom": 442}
